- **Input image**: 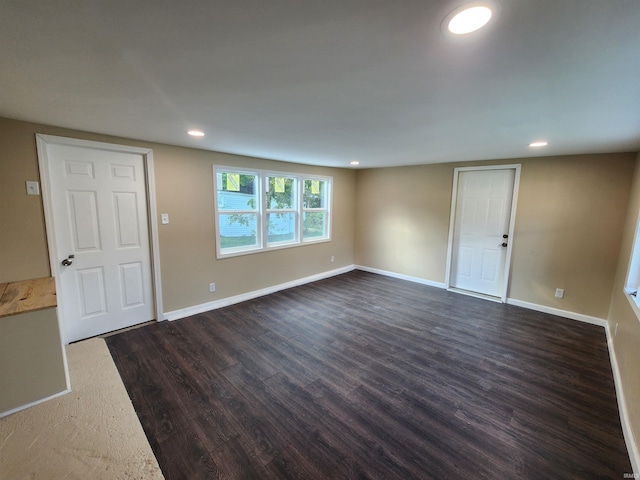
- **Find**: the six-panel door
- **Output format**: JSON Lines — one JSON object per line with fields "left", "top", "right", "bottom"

{"left": 46, "top": 142, "right": 154, "bottom": 343}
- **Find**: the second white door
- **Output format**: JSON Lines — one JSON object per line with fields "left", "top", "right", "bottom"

{"left": 449, "top": 168, "right": 516, "bottom": 298}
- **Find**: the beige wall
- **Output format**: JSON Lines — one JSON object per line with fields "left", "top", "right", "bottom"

{"left": 0, "top": 117, "right": 356, "bottom": 312}
{"left": 0, "top": 119, "right": 51, "bottom": 281}
{"left": 355, "top": 153, "right": 635, "bottom": 318}
{"left": 608, "top": 151, "right": 640, "bottom": 452}
{"left": 355, "top": 162, "right": 453, "bottom": 281}
{"left": 2, "top": 113, "right": 633, "bottom": 319}
{"left": 0, "top": 308, "right": 67, "bottom": 414}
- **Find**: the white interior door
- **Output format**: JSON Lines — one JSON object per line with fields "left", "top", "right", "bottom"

{"left": 39, "top": 138, "right": 156, "bottom": 343}
{"left": 449, "top": 168, "right": 516, "bottom": 298}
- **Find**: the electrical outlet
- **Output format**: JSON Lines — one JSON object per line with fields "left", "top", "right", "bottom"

{"left": 26, "top": 181, "right": 40, "bottom": 195}
{"left": 555, "top": 288, "right": 564, "bottom": 299}
{"left": 161, "top": 213, "right": 169, "bottom": 225}
{"left": 330, "top": 255, "right": 335, "bottom": 263}
{"left": 209, "top": 283, "right": 216, "bottom": 292}
{"left": 615, "top": 323, "right": 619, "bottom": 336}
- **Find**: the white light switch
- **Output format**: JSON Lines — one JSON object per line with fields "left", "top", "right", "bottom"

{"left": 161, "top": 213, "right": 169, "bottom": 225}
{"left": 26, "top": 181, "right": 40, "bottom": 195}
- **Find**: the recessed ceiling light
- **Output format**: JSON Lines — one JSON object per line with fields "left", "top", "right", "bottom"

{"left": 529, "top": 141, "right": 548, "bottom": 148}
{"left": 350, "top": 161, "right": 360, "bottom": 166}
{"left": 443, "top": 2, "right": 499, "bottom": 36}
{"left": 187, "top": 130, "right": 205, "bottom": 137}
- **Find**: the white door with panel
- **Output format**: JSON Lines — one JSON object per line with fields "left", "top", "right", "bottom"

{"left": 42, "top": 140, "right": 155, "bottom": 343}
{"left": 450, "top": 168, "right": 516, "bottom": 298}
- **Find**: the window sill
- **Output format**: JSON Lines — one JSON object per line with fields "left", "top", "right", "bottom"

{"left": 217, "top": 237, "right": 331, "bottom": 259}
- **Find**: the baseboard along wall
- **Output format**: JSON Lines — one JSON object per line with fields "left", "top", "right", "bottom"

{"left": 605, "top": 323, "right": 640, "bottom": 475}
{"left": 163, "top": 265, "right": 356, "bottom": 322}
{"left": 163, "top": 263, "right": 638, "bottom": 475}
{"left": 0, "top": 389, "right": 71, "bottom": 419}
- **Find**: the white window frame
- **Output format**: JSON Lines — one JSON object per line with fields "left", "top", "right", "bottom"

{"left": 624, "top": 207, "right": 640, "bottom": 322}
{"left": 214, "top": 169, "right": 262, "bottom": 257}
{"left": 265, "top": 174, "right": 299, "bottom": 248}
{"left": 213, "top": 166, "right": 332, "bottom": 259}
{"left": 302, "top": 177, "right": 332, "bottom": 243}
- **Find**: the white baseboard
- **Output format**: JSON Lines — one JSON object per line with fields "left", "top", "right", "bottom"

{"left": 0, "top": 388, "right": 71, "bottom": 419}
{"left": 507, "top": 297, "right": 638, "bottom": 473}
{"left": 354, "top": 265, "right": 447, "bottom": 289}
{"left": 605, "top": 324, "right": 640, "bottom": 475}
{"left": 353, "top": 267, "right": 607, "bottom": 326}
{"left": 163, "top": 265, "right": 356, "bottom": 321}
{"left": 505, "top": 298, "right": 608, "bottom": 327}
{"left": 163, "top": 267, "right": 639, "bottom": 473}
{"left": 353, "top": 273, "right": 638, "bottom": 471}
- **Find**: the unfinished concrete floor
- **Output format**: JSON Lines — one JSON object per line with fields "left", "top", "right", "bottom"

{"left": 0, "top": 337, "right": 163, "bottom": 479}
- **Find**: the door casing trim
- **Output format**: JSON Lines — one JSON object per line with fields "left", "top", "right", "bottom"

{"left": 36, "top": 134, "right": 164, "bottom": 343}
{"left": 445, "top": 164, "right": 521, "bottom": 303}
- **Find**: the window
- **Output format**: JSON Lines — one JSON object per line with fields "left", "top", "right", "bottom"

{"left": 216, "top": 171, "right": 260, "bottom": 252}
{"left": 214, "top": 166, "right": 332, "bottom": 258}
{"left": 266, "top": 175, "right": 297, "bottom": 246}
{"left": 303, "top": 178, "right": 329, "bottom": 240}
{"left": 625, "top": 210, "right": 640, "bottom": 320}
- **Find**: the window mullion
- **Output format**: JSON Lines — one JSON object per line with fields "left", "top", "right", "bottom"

{"left": 267, "top": 208, "right": 297, "bottom": 213}
{"left": 219, "top": 210, "right": 256, "bottom": 215}
{"left": 298, "top": 176, "right": 303, "bottom": 242}
{"left": 259, "top": 173, "right": 266, "bottom": 249}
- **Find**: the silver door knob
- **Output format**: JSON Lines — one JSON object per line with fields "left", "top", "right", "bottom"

{"left": 61, "top": 254, "right": 74, "bottom": 266}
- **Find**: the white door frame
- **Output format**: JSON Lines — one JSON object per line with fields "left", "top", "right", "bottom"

{"left": 445, "top": 164, "right": 521, "bottom": 303}
{"left": 36, "top": 134, "right": 164, "bottom": 341}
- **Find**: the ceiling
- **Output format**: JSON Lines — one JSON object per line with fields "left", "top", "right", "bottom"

{"left": 1, "top": 0, "right": 639, "bottom": 168}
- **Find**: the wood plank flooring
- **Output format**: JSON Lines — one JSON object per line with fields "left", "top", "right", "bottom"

{"left": 106, "top": 270, "right": 632, "bottom": 479}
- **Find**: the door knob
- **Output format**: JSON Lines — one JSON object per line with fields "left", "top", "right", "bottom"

{"left": 501, "top": 243, "right": 508, "bottom": 247}
{"left": 61, "top": 254, "right": 74, "bottom": 266}
{"left": 503, "top": 234, "right": 509, "bottom": 239}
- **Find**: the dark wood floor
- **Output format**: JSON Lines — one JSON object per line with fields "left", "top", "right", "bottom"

{"left": 106, "top": 270, "right": 631, "bottom": 479}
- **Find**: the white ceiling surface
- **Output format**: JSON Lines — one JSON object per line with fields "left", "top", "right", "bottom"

{"left": 1, "top": 1, "right": 639, "bottom": 168}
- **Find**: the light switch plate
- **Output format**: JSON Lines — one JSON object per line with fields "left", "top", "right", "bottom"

{"left": 26, "top": 181, "right": 40, "bottom": 195}
{"left": 161, "top": 213, "right": 169, "bottom": 225}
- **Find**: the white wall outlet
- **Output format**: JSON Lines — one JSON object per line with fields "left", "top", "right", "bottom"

{"left": 555, "top": 288, "right": 564, "bottom": 299}
{"left": 330, "top": 255, "right": 335, "bottom": 263}
{"left": 161, "top": 213, "right": 169, "bottom": 225}
{"left": 26, "top": 181, "right": 40, "bottom": 195}
{"left": 209, "top": 283, "right": 216, "bottom": 292}
{"left": 615, "top": 323, "right": 619, "bottom": 336}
